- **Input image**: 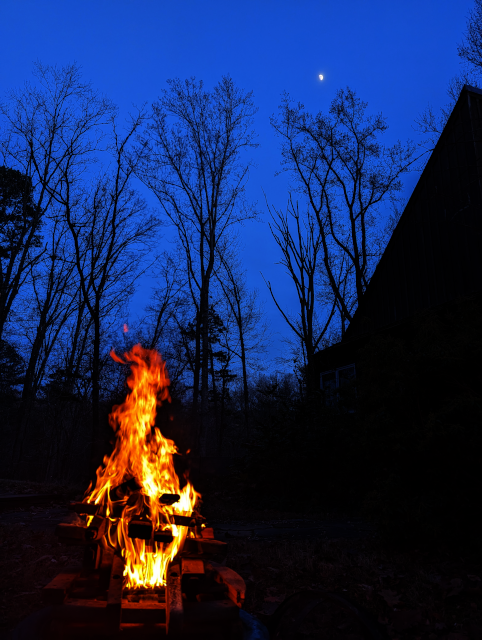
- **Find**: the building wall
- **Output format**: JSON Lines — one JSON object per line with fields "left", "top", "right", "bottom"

{"left": 346, "top": 86, "right": 482, "bottom": 339}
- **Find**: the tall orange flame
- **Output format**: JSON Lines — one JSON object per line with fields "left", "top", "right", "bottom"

{"left": 84, "top": 344, "right": 199, "bottom": 588}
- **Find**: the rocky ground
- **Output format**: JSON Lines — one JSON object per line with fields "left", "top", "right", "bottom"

{"left": 0, "top": 479, "right": 481, "bottom": 639}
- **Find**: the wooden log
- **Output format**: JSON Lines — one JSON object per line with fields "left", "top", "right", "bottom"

{"left": 69, "top": 501, "right": 98, "bottom": 516}
{"left": 109, "top": 500, "right": 127, "bottom": 518}
{"left": 127, "top": 520, "right": 153, "bottom": 540}
{"left": 201, "top": 527, "right": 214, "bottom": 539}
{"left": 207, "top": 561, "right": 245, "bottom": 607}
{"left": 43, "top": 570, "right": 79, "bottom": 605}
{"left": 167, "top": 563, "right": 183, "bottom": 635}
{"left": 113, "top": 477, "right": 141, "bottom": 497}
{"left": 172, "top": 513, "right": 194, "bottom": 527}
{"left": 56, "top": 522, "right": 88, "bottom": 544}
{"left": 85, "top": 515, "right": 107, "bottom": 541}
{"left": 159, "top": 493, "right": 180, "bottom": 505}
{"left": 154, "top": 529, "right": 174, "bottom": 544}
{"left": 83, "top": 544, "right": 97, "bottom": 571}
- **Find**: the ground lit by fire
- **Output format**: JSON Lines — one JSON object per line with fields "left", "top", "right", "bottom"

{"left": 82, "top": 345, "right": 200, "bottom": 588}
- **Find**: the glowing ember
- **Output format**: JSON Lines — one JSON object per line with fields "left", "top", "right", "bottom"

{"left": 83, "top": 344, "right": 200, "bottom": 588}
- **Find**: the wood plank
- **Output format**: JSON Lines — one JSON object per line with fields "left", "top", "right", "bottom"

{"left": 99, "top": 546, "right": 115, "bottom": 589}
{"left": 43, "top": 571, "right": 79, "bottom": 605}
{"left": 182, "top": 558, "right": 204, "bottom": 574}
{"left": 167, "top": 562, "right": 183, "bottom": 635}
{"left": 121, "top": 601, "right": 167, "bottom": 624}
{"left": 106, "top": 554, "right": 124, "bottom": 629}
{"left": 207, "top": 562, "right": 245, "bottom": 607}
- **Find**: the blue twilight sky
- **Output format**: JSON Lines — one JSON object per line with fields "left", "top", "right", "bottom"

{"left": 0, "top": 0, "right": 474, "bottom": 369}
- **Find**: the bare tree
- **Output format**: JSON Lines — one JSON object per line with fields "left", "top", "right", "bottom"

{"left": 459, "top": 0, "right": 482, "bottom": 74}
{"left": 271, "top": 88, "right": 416, "bottom": 328}
{"left": 145, "top": 251, "right": 186, "bottom": 351}
{"left": 264, "top": 197, "right": 337, "bottom": 393}
{"left": 140, "top": 76, "right": 258, "bottom": 453}
{"left": 0, "top": 62, "right": 114, "bottom": 400}
{"left": 19, "top": 215, "right": 78, "bottom": 406}
{"left": 215, "top": 236, "right": 269, "bottom": 433}
{"left": 0, "top": 166, "right": 42, "bottom": 342}
{"left": 60, "top": 112, "right": 159, "bottom": 468}
{"left": 416, "top": 1, "right": 482, "bottom": 146}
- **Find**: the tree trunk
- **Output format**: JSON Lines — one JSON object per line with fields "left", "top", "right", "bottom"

{"left": 238, "top": 319, "right": 250, "bottom": 437}
{"left": 199, "top": 283, "right": 210, "bottom": 456}
{"left": 209, "top": 345, "right": 219, "bottom": 444}
{"left": 192, "top": 307, "right": 201, "bottom": 412}
{"left": 90, "top": 303, "right": 101, "bottom": 476}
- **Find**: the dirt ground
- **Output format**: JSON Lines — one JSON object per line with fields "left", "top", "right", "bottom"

{"left": 1, "top": 479, "right": 481, "bottom": 639}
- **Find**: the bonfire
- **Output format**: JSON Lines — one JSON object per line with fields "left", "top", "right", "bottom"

{"left": 83, "top": 344, "right": 200, "bottom": 588}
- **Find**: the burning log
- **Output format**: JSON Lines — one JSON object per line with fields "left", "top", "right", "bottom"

{"left": 85, "top": 515, "right": 107, "bottom": 541}
{"left": 109, "top": 500, "right": 128, "bottom": 518}
{"left": 69, "top": 501, "right": 99, "bottom": 516}
{"left": 159, "top": 493, "right": 180, "bottom": 505}
{"left": 154, "top": 529, "right": 174, "bottom": 544}
{"left": 127, "top": 520, "right": 153, "bottom": 540}
{"left": 172, "top": 512, "right": 195, "bottom": 527}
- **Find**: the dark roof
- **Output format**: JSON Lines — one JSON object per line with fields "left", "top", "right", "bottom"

{"left": 343, "top": 83, "right": 482, "bottom": 340}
